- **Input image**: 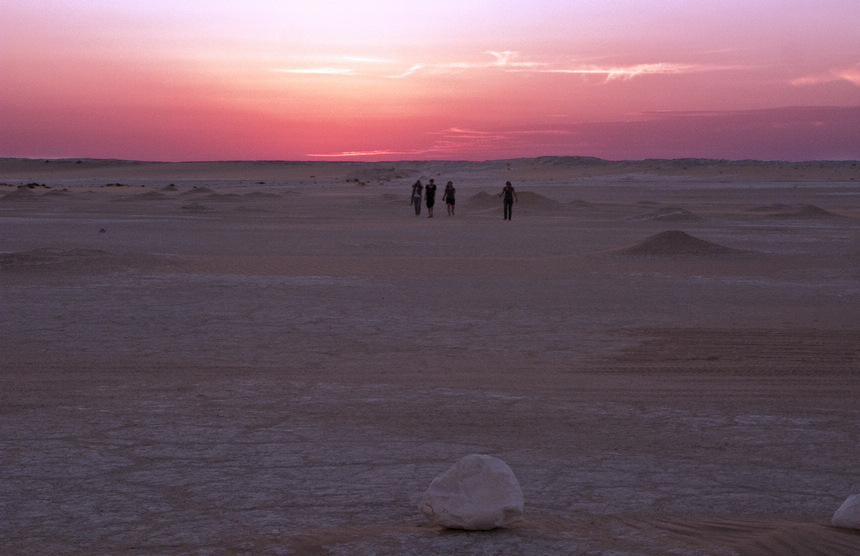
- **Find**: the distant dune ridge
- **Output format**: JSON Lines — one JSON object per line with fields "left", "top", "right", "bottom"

{"left": 0, "top": 156, "right": 858, "bottom": 184}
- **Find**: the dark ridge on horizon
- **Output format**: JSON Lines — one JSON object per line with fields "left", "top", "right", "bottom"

{"left": 2, "top": 156, "right": 859, "bottom": 165}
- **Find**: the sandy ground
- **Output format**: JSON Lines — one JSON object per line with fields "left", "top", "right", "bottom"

{"left": 1, "top": 158, "right": 859, "bottom": 554}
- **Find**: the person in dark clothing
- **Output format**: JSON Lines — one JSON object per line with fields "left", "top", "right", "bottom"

{"left": 499, "top": 181, "right": 517, "bottom": 220}
{"left": 425, "top": 179, "right": 437, "bottom": 218}
{"left": 410, "top": 180, "right": 423, "bottom": 215}
{"left": 442, "top": 181, "right": 456, "bottom": 215}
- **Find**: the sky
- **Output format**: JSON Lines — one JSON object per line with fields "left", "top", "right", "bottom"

{"left": 2, "top": 1, "right": 859, "bottom": 161}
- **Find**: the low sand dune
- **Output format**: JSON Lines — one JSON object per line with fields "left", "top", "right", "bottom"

{"left": 614, "top": 230, "right": 751, "bottom": 256}
{"left": 465, "top": 190, "right": 568, "bottom": 216}
{"left": 1, "top": 186, "right": 45, "bottom": 202}
{"left": 763, "top": 204, "right": 842, "bottom": 219}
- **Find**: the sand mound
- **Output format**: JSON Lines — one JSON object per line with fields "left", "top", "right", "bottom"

{"left": 635, "top": 206, "right": 701, "bottom": 222}
{"left": 614, "top": 230, "right": 748, "bottom": 256}
{"left": 749, "top": 204, "right": 840, "bottom": 219}
{"left": 465, "top": 190, "right": 564, "bottom": 211}
{"left": 768, "top": 204, "right": 840, "bottom": 219}
{"left": 43, "top": 189, "right": 73, "bottom": 198}
{"left": 1, "top": 186, "right": 43, "bottom": 201}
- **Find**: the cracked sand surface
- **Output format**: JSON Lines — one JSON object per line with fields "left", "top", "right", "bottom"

{"left": 2, "top": 159, "right": 859, "bottom": 554}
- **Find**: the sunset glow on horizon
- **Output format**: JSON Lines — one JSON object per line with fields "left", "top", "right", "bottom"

{"left": 2, "top": 1, "right": 859, "bottom": 161}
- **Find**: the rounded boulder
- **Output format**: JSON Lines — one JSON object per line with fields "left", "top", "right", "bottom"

{"left": 419, "top": 454, "right": 524, "bottom": 530}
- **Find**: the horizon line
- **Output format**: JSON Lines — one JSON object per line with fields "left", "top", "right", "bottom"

{"left": 3, "top": 156, "right": 859, "bottom": 165}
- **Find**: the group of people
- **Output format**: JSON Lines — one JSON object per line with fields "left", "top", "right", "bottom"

{"left": 410, "top": 179, "right": 518, "bottom": 220}
{"left": 410, "top": 178, "right": 455, "bottom": 218}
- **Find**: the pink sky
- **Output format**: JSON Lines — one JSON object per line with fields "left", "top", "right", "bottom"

{"left": 2, "top": 1, "right": 859, "bottom": 161}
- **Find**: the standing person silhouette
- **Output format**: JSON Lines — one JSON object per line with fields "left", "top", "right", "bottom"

{"left": 442, "top": 181, "right": 456, "bottom": 216}
{"left": 425, "top": 179, "right": 437, "bottom": 218}
{"left": 410, "top": 180, "right": 423, "bottom": 215}
{"left": 499, "top": 181, "right": 517, "bottom": 220}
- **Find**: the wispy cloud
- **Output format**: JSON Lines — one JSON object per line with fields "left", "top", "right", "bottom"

{"left": 307, "top": 126, "right": 578, "bottom": 159}
{"left": 531, "top": 62, "right": 699, "bottom": 81}
{"left": 276, "top": 51, "right": 716, "bottom": 82}
{"left": 307, "top": 107, "right": 860, "bottom": 161}
{"left": 307, "top": 149, "right": 412, "bottom": 158}
{"left": 791, "top": 63, "right": 860, "bottom": 88}
{"left": 273, "top": 68, "right": 355, "bottom": 75}
{"left": 388, "top": 64, "right": 425, "bottom": 79}
{"left": 273, "top": 55, "right": 395, "bottom": 76}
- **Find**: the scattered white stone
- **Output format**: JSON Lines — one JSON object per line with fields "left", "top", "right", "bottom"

{"left": 419, "top": 454, "right": 524, "bottom": 530}
{"left": 832, "top": 494, "right": 860, "bottom": 530}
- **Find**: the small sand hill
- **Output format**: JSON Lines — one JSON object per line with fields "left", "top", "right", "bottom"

{"left": 615, "top": 230, "right": 749, "bottom": 256}
{"left": 1, "top": 186, "right": 43, "bottom": 201}
{"left": 763, "top": 204, "right": 841, "bottom": 219}
{"left": 465, "top": 190, "right": 566, "bottom": 213}
{"left": 43, "top": 189, "right": 72, "bottom": 198}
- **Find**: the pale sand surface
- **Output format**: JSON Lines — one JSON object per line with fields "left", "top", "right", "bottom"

{"left": 1, "top": 158, "right": 859, "bottom": 554}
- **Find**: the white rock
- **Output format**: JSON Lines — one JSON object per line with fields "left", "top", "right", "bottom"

{"left": 419, "top": 454, "right": 524, "bottom": 530}
{"left": 832, "top": 494, "right": 860, "bottom": 529}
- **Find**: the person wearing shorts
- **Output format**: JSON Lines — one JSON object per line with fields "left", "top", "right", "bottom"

{"left": 443, "top": 181, "right": 456, "bottom": 215}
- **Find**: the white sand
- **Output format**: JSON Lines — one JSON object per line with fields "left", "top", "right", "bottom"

{"left": 1, "top": 158, "right": 859, "bottom": 554}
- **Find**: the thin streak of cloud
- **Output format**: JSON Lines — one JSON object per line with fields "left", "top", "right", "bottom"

{"left": 388, "top": 64, "right": 424, "bottom": 79}
{"left": 835, "top": 65, "right": 860, "bottom": 86}
{"left": 521, "top": 62, "right": 700, "bottom": 81}
{"left": 307, "top": 149, "right": 409, "bottom": 158}
{"left": 421, "top": 127, "right": 576, "bottom": 156}
{"left": 273, "top": 68, "right": 355, "bottom": 75}
{"left": 792, "top": 63, "right": 860, "bottom": 88}
{"left": 307, "top": 108, "right": 860, "bottom": 161}
{"left": 409, "top": 53, "right": 720, "bottom": 81}
{"left": 276, "top": 51, "right": 724, "bottom": 82}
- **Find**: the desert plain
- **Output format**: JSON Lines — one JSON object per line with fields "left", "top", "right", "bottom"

{"left": 1, "top": 157, "right": 858, "bottom": 555}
